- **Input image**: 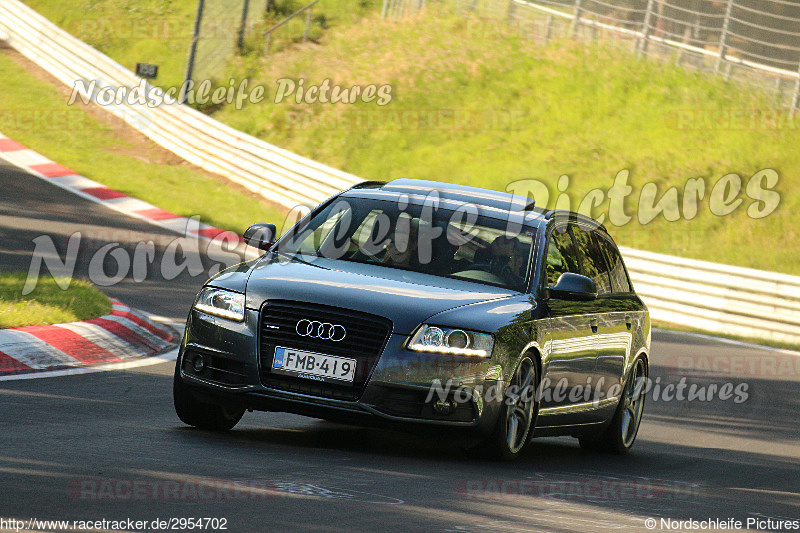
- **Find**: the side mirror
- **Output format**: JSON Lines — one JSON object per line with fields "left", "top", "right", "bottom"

{"left": 243, "top": 223, "right": 277, "bottom": 251}
{"left": 547, "top": 272, "right": 596, "bottom": 301}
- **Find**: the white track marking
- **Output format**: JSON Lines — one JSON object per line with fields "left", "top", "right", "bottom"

{"left": 0, "top": 349, "right": 178, "bottom": 382}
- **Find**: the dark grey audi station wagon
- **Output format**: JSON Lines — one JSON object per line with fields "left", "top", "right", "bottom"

{"left": 174, "top": 179, "right": 650, "bottom": 460}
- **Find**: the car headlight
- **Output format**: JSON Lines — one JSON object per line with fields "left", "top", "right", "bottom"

{"left": 407, "top": 325, "right": 494, "bottom": 357}
{"left": 193, "top": 287, "right": 245, "bottom": 322}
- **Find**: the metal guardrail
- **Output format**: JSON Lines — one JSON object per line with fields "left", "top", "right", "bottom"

{"left": 620, "top": 247, "right": 800, "bottom": 345}
{"left": 2, "top": 0, "right": 800, "bottom": 346}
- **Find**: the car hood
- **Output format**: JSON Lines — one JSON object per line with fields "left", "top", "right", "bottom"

{"left": 242, "top": 253, "right": 516, "bottom": 334}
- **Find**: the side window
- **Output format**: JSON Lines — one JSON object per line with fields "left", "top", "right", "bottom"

{"left": 571, "top": 225, "right": 612, "bottom": 296}
{"left": 597, "top": 237, "right": 632, "bottom": 293}
{"left": 545, "top": 226, "right": 580, "bottom": 287}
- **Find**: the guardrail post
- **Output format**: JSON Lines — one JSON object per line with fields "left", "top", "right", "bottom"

{"left": 182, "top": 0, "right": 205, "bottom": 105}
{"left": 792, "top": 61, "right": 800, "bottom": 117}
{"left": 507, "top": 0, "right": 516, "bottom": 22}
{"left": 303, "top": 5, "right": 313, "bottom": 41}
{"left": 265, "top": 32, "right": 272, "bottom": 54}
{"left": 675, "top": 26, "right": 690, "bottom": 65}
{"left": 715, "top": 0, "right": 734, "bottom": 74}
{"left": 544, "top": 15, "right": 553, "bottom": 46}
{"left": 237, "top": 0, "right": 250, "bottom": 51}
{"left": 637, "top": 0, "right": 655, "bottom": 56}
{"left": 570, "top": 0, "right": 583, "bottom": 38}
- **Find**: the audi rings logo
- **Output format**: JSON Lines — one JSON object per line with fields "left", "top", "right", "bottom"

{"left": 295, "top": 319, "right": 347, "bottom": 342}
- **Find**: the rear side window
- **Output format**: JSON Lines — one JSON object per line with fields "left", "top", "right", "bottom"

{"left": 597, "top": 237, "right": 632, "bottom": 293}
{"left": 544, "top": 226, "right": 580, "bottom": 287}
{"left": 571, "top": 225, "right": 612, "bottom": 296}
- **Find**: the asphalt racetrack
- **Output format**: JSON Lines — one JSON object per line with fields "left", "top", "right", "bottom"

{"left": 1, "top": 161, "right": 798, "bottom": 532}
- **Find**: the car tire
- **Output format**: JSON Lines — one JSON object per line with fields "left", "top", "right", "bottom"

{"left": 173, "top": 361, "right": 245, "bottom": 431}
{"left": 476, "top": 355, "right": 539, "bottom": 461}
{"left": 579, "top": 356, "right": 647, "bottom": 454}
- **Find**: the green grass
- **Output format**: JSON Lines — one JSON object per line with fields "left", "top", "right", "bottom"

{"left": 241, "top": 0, "right": 381, "bottom": 56}
{"left": 21, "top": 0, "right": 381, "bottom": 92}
{"left": 22, "top": 0, "right": 197, "bottom": 91}
{"left": 0, "top": 51, "right": 287, "bottom": 234}
{"left": 14, "top": 1, "right": 800, "bottom": 275}
{"left": 0, "top": 272, "right": 112, "bottom": 328}
{"left": 211, "top": 6, "right": 800, "bottom": 275}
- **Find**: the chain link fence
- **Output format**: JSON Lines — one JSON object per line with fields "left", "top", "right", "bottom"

{"left": 185, "top": 0, "right": 269, "bottom": 86}
{"left": 455, "top": 0, "right": 800, "bottom": 112}
{"left": 382, "top": 0, "right": 430, "bottom": 19}
{"left": 185, "top": 0, "right": 800, "bottom": 110}
{"left": 185, "top": 0, "right": 329, "bottom": 90}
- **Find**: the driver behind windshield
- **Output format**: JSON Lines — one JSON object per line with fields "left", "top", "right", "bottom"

{"left": 279, "top": 198, "right": 532, "bottom": 291}
{"left": 488, "top": 236, "right": 529, "bottom": 288}
{"left": 381, "top": 217, "right": 420, "bottom": 268}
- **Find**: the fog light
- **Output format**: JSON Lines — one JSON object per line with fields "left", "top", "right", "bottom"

{"left": 192, "top": 354, "right": 205, "bottom": 373}
{"left": 433, "top": 399, "right": 456, "bottom": 415}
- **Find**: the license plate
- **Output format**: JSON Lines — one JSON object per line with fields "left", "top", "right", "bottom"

{"left": 272, "top": 346, "right": 356, "bottom": 383}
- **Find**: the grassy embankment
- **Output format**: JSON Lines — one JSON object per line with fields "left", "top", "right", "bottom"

{"left": 214, "top": 6, "right": 800, "bottom": 274}
{"left": 0, "top": 51, "right": 287, "bottom": 233}
{"left": 7, "top": 1, "right": 800, "bottom": 345}
{"left": 19, "top": 0, "right": 800, "bottom": 273}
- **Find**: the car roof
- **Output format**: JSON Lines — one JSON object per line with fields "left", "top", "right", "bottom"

{"left": 340, "top": 179, "right": 606, "bottom": 232}
{"left": 340, "top": 179, "right": 548, "bottom": 224}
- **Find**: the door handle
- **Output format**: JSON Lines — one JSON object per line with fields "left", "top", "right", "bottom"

{"left": 625, "top": 315, "right": 632, "bottom": 330}
{"left": 589, "top": 318, "right": 598, "bottom": 333}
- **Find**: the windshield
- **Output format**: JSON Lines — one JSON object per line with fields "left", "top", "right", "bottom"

{"left": 275, "top": 197, "right": 535, "bottom": 292}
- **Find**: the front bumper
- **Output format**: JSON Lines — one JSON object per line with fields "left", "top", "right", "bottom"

{"left": 178, "top": 308, "right": 508, "bottom": 437}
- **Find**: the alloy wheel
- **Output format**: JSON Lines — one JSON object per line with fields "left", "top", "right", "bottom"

{"left": 505, "top": 357, "right": 537, "bottom": 454}
{"left": 621, "top": 357, "right": 647, "bottom": 448}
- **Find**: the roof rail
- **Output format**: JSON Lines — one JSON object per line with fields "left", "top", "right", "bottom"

{"left": 544, "top": 209, "right": 606, "bottom": 229}
{"left": 348, "top": 181, "right": 387, "bottom": 190}
{"left": 545, "top": 209, "right": 585, "bottom": 220}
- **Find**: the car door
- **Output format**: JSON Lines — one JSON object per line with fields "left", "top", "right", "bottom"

{"left": 571, "top": 223, "right": 627, "bottom": 421}
{"left": 593, "top": 234, "right": 640, "bottom": 404}
{"left": 538, "top": 222, "right": 601, "bottom": 424}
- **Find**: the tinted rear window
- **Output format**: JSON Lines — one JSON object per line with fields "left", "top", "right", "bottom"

{"left": 597, "top": 236, "right": 631, "bottom": 293}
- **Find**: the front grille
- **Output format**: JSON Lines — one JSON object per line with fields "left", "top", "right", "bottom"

{"left": 259, "top": 301, "right": 392, "bottom": 401}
